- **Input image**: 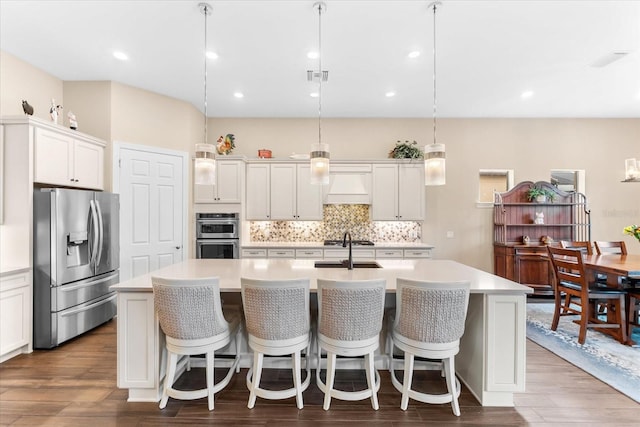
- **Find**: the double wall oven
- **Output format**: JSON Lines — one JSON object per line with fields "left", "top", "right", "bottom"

{"left": 195, "top": 213, "right": 240, "bottom": 259}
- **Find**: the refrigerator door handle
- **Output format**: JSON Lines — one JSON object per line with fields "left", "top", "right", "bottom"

{"left": 95, "top": 199, "right": 104, "bottom": 267}
{"left": 89, "top": 199, "right": 99, "bottom": 267}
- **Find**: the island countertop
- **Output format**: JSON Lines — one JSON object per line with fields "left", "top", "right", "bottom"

{"left": 111, "top": 258, "right": 532, "bottom": 294}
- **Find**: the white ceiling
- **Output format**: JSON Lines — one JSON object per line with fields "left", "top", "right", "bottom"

{"left": 1, "top": 0, "right": 639, "bottom": 118}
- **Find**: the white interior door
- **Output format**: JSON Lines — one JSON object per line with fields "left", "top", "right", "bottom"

{"left": 114, "top": 143, "right": 187, "bottom": 281}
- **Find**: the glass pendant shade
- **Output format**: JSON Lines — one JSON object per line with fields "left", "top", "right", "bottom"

{"left": 424, "top": 143, "right": 446, "bottom": 186}
{"left": 310, "top": 142, "right": 330, "bottom": 185}
{"left": 195, "top": 143, "right": 216, "bottom": 185}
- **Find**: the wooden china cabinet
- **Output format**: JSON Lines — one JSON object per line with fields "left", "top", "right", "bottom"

{"left": 493, "top": 181, "right": 591, "bottom": 295}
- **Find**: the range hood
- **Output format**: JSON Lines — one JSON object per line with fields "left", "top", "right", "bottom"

{"left": 324, "top": 173, "right": 371, "bottom": 205}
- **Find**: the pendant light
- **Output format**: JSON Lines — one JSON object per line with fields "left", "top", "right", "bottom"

{"left": 425, "top": 1, "right": 446, "bottom": 186}
{"left": 194, "top": 2, "right": 216, "bottom": 186}
{"left": 310, "top": 2, "right": 330, "bottom": 185}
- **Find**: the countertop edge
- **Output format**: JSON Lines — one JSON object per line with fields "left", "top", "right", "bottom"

{"left": 0, "top": 266, "right": 31, "bottom": 277}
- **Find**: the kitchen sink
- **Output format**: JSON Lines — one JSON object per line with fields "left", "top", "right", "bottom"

{"left": 314, "top": 260, "right": 382, "bottom": 269}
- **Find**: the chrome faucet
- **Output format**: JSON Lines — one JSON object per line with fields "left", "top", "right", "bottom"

{"left": 342, "top": 231, "right": 353, "bottom": 270}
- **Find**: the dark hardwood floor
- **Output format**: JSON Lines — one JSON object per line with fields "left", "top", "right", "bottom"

{"left": 1, "top": 319, "right": 638, "bottom": 426}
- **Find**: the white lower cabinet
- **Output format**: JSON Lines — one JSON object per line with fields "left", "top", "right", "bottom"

{"left": 375, "top": 249, "right": 404, "bottom": 258}
{"left": 324, "top": 248, "right": 376, "bottom": 260}
{"left": 295, "top": 249, "right": 323, "bottom": 259}
{"left": 267, "top": 249, "right": 295, "bottom": 258}
{"left": 241, "top": 248, "right": 267, "bottom": 258}
{"left": 403, "top": 249, "right": 432, "bottom": 258}
{"left": 0, "top": 270, "right": 32, "bottom": 363}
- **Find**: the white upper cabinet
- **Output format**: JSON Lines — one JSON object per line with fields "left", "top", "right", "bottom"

{"left": 194, "top": 159, "right": 243, "bottom": 203}
{"left": 372, "top": 163, "right": 424, "bottom": 221}
{"left": 245, "top": 162, "right": 323, "bottom": 220}
{"left": 34, "top": 127, "right": 104, "bottom": 190}
{"left": 245, "top": 163, "right": 271, "bottom": 219}
{"left": 295, "top": 164, "right": 323, "bottom": 220}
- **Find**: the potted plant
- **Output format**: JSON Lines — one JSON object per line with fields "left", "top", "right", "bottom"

{"left": 526, "top": 184, "right": 555, "bottom": 203}
{"left": 388, "top": 140, "right": 423, "bottom": 159}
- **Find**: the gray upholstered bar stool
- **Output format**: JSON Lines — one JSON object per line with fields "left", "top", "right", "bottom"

{"left": 387, "top": 278, "right": 470, "bottom": 416}
{"left": 152, "top": 276, "right": 241, "bottom": 411}
{"left": 315, "top": 278, "right": 386, "bottom": 411}
{"left": 240, "top": 277, "right": 312, "bottom": 409}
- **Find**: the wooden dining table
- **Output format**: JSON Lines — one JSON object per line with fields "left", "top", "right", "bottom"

{"left": 583, "top": 253, "right": 640, "bottom": 287}
{"left": 582, "top": 253, "right": 640, "bottom": 345}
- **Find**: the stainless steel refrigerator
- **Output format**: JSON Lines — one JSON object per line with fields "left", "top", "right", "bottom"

{"left": 33, "top": 188, "right": 119, "bottom": 348}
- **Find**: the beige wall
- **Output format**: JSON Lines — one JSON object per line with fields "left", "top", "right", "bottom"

{"left": 0, "top": 51, "right": 63, "bottom": 120}
{"left": 2, "top": 51, "right": 638, "bottom": 273}
{"left": 214, "top": 117, "right": 640, "bottom": 270}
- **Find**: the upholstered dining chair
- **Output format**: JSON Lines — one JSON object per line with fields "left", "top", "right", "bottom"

{"left": 152, "top": 276, "right": 241, "bottom": 411}
{"left": 387, "top": 278, "right": 470, "bottom": 416}
{"left": 315, "top": 278, "right": 386, "bottom": 411}
{"left": 240, "top": 277, "right": 312, "bottom": 409}
{"left": 594, "top": 240, "right": 628, "bottom": 255}
{"left": 547, "top": 246, "right": 627, "bottom": 345}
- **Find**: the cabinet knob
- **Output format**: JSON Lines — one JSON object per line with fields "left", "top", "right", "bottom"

{"left": 175, "top": 246, "right": 181, "bottom": 250}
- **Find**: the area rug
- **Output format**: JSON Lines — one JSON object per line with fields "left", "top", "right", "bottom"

{"left": 526, "top": 303, "right": 640, "bottom": 403}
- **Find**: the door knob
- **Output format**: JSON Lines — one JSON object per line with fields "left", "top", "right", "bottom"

{"left": 175, "top": 246, "right": 181, "bottom": 250}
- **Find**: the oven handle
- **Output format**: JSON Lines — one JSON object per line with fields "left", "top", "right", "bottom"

{"left": 196, "top": 239, "right": 240, "bottom": 244}
{"left": 196, "top": 219, "right": 239, "bottom": 226}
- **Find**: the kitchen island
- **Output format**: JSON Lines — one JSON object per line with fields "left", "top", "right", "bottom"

{"left": 112, "top": 258, "right": 532, "bottom": 407}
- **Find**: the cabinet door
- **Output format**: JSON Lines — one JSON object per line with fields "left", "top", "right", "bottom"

{"left": 73, "top": 139, "right": 104, "bottom": 190}
{"left": 215, "top": 160, "right": 242, "bottom": 203}
{"left": 246, "top": 164, "right": 271, "bottom": 219}
{"left": 296, "top": 164, "right": 323, "bottom": 220}
{"left": 194, "top": 160, "right": 242, "bottom": 203}
{"left": 515, "top": 251, "right": 553, "bottom": 295}
{"left": 372, "top": 164, "right": 398, "bottom": 220}
{"left": 270, "top": 164, "right": 296, "bottom": 220}
{"left": 0, "top": 272, "right": 31, "bottom": 359}
{"left": 34, "top": 128, "right": 73, "bottom": 186}
{"left": 398, "top": 164, "right": 424, "bottom": 220}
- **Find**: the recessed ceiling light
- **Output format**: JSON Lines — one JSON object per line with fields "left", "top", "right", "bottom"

{"left": 385, "top": 91, "right": 396, "bottom": 98}
{"left": 310, "top": 92, "right": 319, "bottom": 98}
{"left": 206, "top": 51, "right": 218, "bottom": 60}
{"left": 113, "top": 51, "right": 128, "bottom": 61}
{"left": 408, "top": 51, "right": 420, "bottom": 58}
{"left": 307, "top": 51, "right": 319, "bottom": 59}
{"left": 233, "top": 92, "right": 244, "bottom": 99}
{"left": 521, "top": 90, "right": 534, "bottom": 99}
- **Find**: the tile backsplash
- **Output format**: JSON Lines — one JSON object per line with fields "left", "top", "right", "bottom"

{"left": 249, "top": 205, "right": 421, "bottom": 243}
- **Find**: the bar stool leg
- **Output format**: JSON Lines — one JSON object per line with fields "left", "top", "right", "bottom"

{"left": 365, "top": 352, "right": 379, "bottom": 410}
{"left": 160, "top": 352, "right": 177, "bottom": 409}
{"left": 400, "top": 353, "right": 414, "bottom": 410}
{"left": 444, "top": 357, "right": 460, "bottom": 416}
{"left": 248, "top": 352, "right": 264, "bottom": 409}
{"left": 293, "top": 351, "right": 303, "bottom": 409}
{"left": 206, "top": 350, "right": 215, "bottom": 410}
{"left": 323, "top": 352, "right": 337, "bottom": 410}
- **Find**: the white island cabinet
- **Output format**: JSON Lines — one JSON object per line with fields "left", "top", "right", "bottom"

{"left": 112, "top": 258, "right": 530, "bottom": 406}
